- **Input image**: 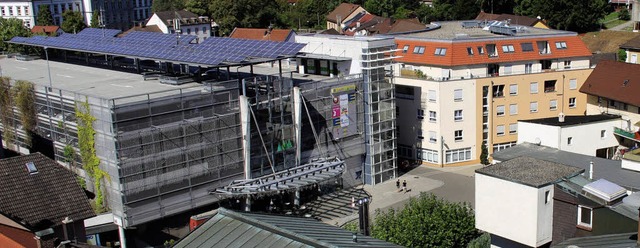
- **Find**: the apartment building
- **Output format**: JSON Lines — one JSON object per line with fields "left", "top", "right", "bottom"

{"left": 392, "top": 20, "right": 592, "bottom": 166}
{"left": 146, "top": 10, "right": 211, "bottom": 43}
{"left": 0, "top": 0, "right": 34, "bottom": 28}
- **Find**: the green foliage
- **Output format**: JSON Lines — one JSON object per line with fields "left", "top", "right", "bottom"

{"left": 90, "top": 13, "right": 101, "bottom": 28}
{"left": 152, "top": 0, "right": 186, "bottom": 12}
{"left": 480, "top": 142, "right": 489, "bottom": 165}
{"left": 36, "top": 5, "right": 54, "bottom": 26}
{"left": 64, "top": 145, "right": 76, "bottom": 164}
{"left": 12, "top": 81, "right": 36, "bottom": 147}
{"left": 163, "top": 239, "right": 176, "bottom": 247}
{"left": 61, "top": 10, "right": 86, "bottom": 34}
{"left": 371, "top": 193, "right": 479, "bottom": 247}
{"left": 0, "top": 77, "right": 14, "bottom": 146}
{"left": 76, "top": 98, "right": 110, "bottom": 213}
{"left": 514, "top": 0, "right": 534, "bottom": 16}
{"left": 77, "top": 176, "right": 87, "bottom": 189}
{"left": 478, "top": 0, "right": 515, "bottom": 15}
{"left": 208, "top": 0, "right": 285, "bottom": 36}
{"left": 342, "top": 220, "right": 359, "bottom": 232}
{"left": 414, "top": 69, "right": 426, "bottom": 79}
{"left": 0, "top": 18, "right": 32, "bottom": 53}
{"left": 185, "top": 0, "right": 208, "bottom": 16}
{"left": 530, "top": 0, "right": 608, "bottom": 33}
{"left": 619, "top": 9, "right": 631, "bottom": 21}
{"left": 618, "top": 49, "right": 627, "bottom": 62}
{"left": 467, "top": 233, "right": 490, "bottom": 248}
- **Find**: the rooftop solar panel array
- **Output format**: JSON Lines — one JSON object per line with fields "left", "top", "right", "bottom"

{"left": 9, "top": 30, "right": 306, "bottom": 67}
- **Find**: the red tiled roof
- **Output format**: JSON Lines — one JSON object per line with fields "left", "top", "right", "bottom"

{"left": 326, "top": 3, "right": 362, "bottom": 23}
{"left": 395, "top": 35, "right": 592, "bottom": 67}
{"left": 580, "top": 60, "right": 640, "bottom": 106}
{"left": 30, "top": 25, "right": 60, "bottom": 34}
{"left": 475, "top": 11, "right": 500, "bottom": 21}
{"left": 229, "top": 28, "right": 294, "bottom": 42}
{"left": 388, "top": 18, "right": 427, "bottom": 34}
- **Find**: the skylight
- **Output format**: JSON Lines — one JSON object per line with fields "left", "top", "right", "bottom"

{"left": 25, "top": 162, "right": 38, "bottom": 175}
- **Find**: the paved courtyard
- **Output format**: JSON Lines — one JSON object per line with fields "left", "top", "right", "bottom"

{"left": 327, "top": 163, "right": 483, "bottom": 226}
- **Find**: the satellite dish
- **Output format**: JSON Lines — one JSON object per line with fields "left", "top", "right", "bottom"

{"left": 534, "top": 137, "right": 541, "bottom": 145}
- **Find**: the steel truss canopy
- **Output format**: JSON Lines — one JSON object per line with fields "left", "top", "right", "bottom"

{"left": 9, "top": 28, "right": 306, "bottom": 67}
{"left": 213, "top": 157, "right": 345, "bottom": 196}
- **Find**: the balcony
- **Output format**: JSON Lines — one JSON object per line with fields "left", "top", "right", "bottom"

{"left": 614, "top": 127, "right": 640, "bottom": 142}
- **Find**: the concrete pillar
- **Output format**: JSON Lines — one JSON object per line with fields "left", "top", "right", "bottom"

{"left": 240, "top": 95, "right": 251, "bottom": 180}
{"left": 134, "top": 58, "right": 140, "bottom": 74}
{"left": 294, "top": 190, "right": 300, "bottom": 207}
{"left": 292, "top": 87, "right": 302, "bottom": 165}
{"left": 118, "top": 225, "right": 127, "bottom": 248}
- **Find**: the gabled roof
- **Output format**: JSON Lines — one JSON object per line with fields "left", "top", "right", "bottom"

{"left": 153, "top": 10, "right": 208, "bottom": 27}
{"left": 31, "top": 26, "right": 61, "bottom": 34}
{"left": 118, "top": 25, "right": 162, "bottom": 37}
{"left": 229, "top": 28, "right": 295, "bottom": 42}
{"left": 580, "top": 60, "right": 640, "bottom": 106}
{"left": 492, "top": 142, "right": 640, "bottom": 190}
{"left": 476, "top": 156, "right": 584, "bottom": 188}
{"left": 0, "top": 153, "right": 95, "bottom": 231}
{"left": 620, "top": 35, "right": 640, "bottom": 50}
{"left": 319, "top": 28, "right": 342, "bottom": 35}
{"left": 395, "top": 35, "right": 592, "bottom": 67}
{"left": 388, "top": 18, "right": 427, "bottom": 34}
{"left": 475, "top": 11, "right": 500, "bottom": 21}
{"left": 174, "top": 208, "right": 402, "bottom": 248}
{"left": 326, "top": 3, "right": 363, "bottom": 23}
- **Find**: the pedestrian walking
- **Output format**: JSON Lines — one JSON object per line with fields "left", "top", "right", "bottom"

{"left": 396, "top": 179, "right": 400, "bottom": 189}
{"left": 402, "top": 180, "right": 407, "bottom": 192}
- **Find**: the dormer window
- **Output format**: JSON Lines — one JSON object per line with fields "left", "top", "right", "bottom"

{"left": 467, "top": 47, "right": 474, "bottom": 55}
{"left": 537, "top": 41, "right": 551, "bottom": 54}
{"left": 521, "top": 42, "right": 534, "bottom": 52}
{"left": 413, "top": 46, "right": 425, "bottom": 54}
{"left": 434, "top": 48, "right": 447, "bottom": 56}
{"left": 477, "top": 46, "right": 485, "bottom": 55}
{"left": 501, "top": 45, "right": 515, "bottom": 53}
{"left": 402, "top": 45, "right": 409, "bottom": 53}
{"left": 486, "top": 44, "right": 498, "bottom": 57}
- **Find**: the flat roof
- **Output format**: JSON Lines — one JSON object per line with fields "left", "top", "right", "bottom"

{"left": 392, "top": 21, "right": 575, "bottom": 41}
{"left": 476, "top": 156, "right": 584, "bottom": 188}
{"left": 520, "top": 114, "right": 621, "bottom": 127}
{"left": 493, "top": 143, "right": 640, "bottom": 189}
{"left": 0, "top": 57, "right": 203, "bottom": 101}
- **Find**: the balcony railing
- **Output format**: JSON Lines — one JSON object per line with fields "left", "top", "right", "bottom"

{"left": 614, "top": 127, "right": 639, "bottom": 142}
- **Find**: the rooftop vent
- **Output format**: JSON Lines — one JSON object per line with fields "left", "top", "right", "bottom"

{"left": 25, "top": 162, "right": 38, "bottom": 175}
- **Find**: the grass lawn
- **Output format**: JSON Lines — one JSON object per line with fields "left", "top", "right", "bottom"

{"left": 602, "top": 11, "right": 620, "bottom": 22}
{"left": 605, "top": 19, "right": 628, "bottom": 29}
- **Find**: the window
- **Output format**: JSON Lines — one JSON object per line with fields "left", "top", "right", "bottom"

{"left": 509, "top": 123, "right": 517, "bottom": 134}
{"left": 467, "top": 47, "right": 474, "bottom": 55}
{"left": 537, "top": 41, "right": 550, "bottom": 54}
{"left": 429, "top": 131, "right": 437, "bottom": 143}
{"left": 609, "top": 99, "right": 616, "bottom": 107}
{"left": 623, "top": 103, "right": 629, "bottom": 111}
{"left": 502, "top": 45, "right": 515, "bottom": 53}
{"left": 8, "top": 6, "right": 13, "bottom": 15}
{"left": 1, "top": 7, "right": 5, "bottom": 15}
{"left": 417, "top": 109, "right": 425, "bottom": 119}
{"left": 569, "top": 97, "right": 576, "bottom": 108}
{"left": 569, "top": 79, "right": 577, "bottom": 89}
{"left": 525, "top": 63, "right": 533, "bottom": 74}
{"left": 550, "top": 99, "right": 558, "bottom": 110}
{"left": 413, "top": 46, "right": 425, "bottom": 54}
{"left": 564, "top": 60, "right": 571, "bottom": 69}
{"left": 445, "top": 147, "right": 472, "bottom": 163}
{"left": 567, "top": 137, "right": 573, "bottom": 145}
{"left": 577, "top": 206, "right": 592, "bottom": 228}
{"left": 477, "top": 46, "right": 485, "bottom": 54}
{"left": 417, "top": 129, "right": 424, "bottom": 140}
{"left": 509, "top": 104, "right": 518, "bottom": 115}
{"left": 497, "top": 105, "right": 505, "bottom": 116}
{"left": 186, "top": 28, "right": 191, "bottom": 34}
{"left": 418, "top": 148, "right": 438, "bottom": 163}
{"left": 454, "top": 130, "right": 463, "bottom": 141}
{"left": 399, "top": 145, "right": 413, "bottom": 159}
{"left": 454, "top": 110, "right": 463, "bottom": 121}
{"left": 530, "top": 102, "right": 538, "bottom": 112}
{"left": 429, "top": 111, "right": 436, "bottom": 122}
{"left": 493, "top": 85, "right": 505, "bottom": 97}
{"left": 530, "top": 82, "right": 539, "bottom": 94}
{"left": 428, "top": 90, "right": 436, "bottom": 102}
{"left": 521, "top": 42, "right": 534, "bottom": 52}
{"left": 555, "top": 41, "right": 567, "bottom": 49}
{"left": 509, "top": 84, "right": 518, "bottom": 95}
{"left": 545, "top": 191, "right": 551, "bottom": 204}
{"left": 601, "top": 130, "right": 606, "bottom": 139}
{"left": 454, "top": 89, "right": 463, "bottom": 101}
{"left": 496, "top": 125, "right": 505, "bottom": 136}
{"left": 486, "top": 44, "right": 498, "bottom": 57}
{"left": 544, "top": 80, "right": 556, "bottom": 92}
{"left": 434, "top": 48, "right": 447, "bottom": 56}
{"left": 402, "top": 45, "right": 409, "bottom": 53}
{"left": 493, "top": 142, "right": 516, "bottom": 152}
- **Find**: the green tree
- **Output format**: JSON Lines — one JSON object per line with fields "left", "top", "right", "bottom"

{"left": 36, "top": 5, "right": 54, "bottom": 26}
{"left": 530, "top": 0, "right": 607, "bottom": 32}
{"left": 61, "top": 10, "right": 86, "bottom": 34}
{"left": 480, "top": 142, "right": 490, "bottom": 165}
{"left": 185, "top": 0, "right": 208, "bottom": 16}
{"left": 618, "top": 49, "right": 627, "bottom": 62}
{"left": 152, "top": 0, "right": 186, "bottom": 12}
{"left": 12, "top": 80, "right": 36, "bottom": 147}
{"left": 467, "top": 233, "right": 491, "bottom": 248}
{"left": 90, "top": 13, "right": 101, "bottom": 28}
{"left": 619, "top": 8, "right": 631, "bottom": 21}
{"left": 514, "top": 0, "right": 535, "bottom": 16}
{"left": 371, "top": 193, "right": 479, "bottom": 247}
{"left": 208, "top": 0, "right": 285, "bottom": 36}
{"left": 0, "top": 18, "right": 32, "bottom": 53}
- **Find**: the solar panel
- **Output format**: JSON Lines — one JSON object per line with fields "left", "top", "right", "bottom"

{"left": 9, "top": 31, "right": 304, "bottom": 67}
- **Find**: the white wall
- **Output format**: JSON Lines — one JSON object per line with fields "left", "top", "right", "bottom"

{"left": 476, "top": 173, "right": 553, "bottom": 247}
{"left": 1, "top": 2, "right": 34, "bottom": 28}
{"left": 518, "top": 119, "right": 620, "bottom": 156}
{"left": 517, "top": 122, "right": 560, "bottom": 148}
{"left": 146, "top": 14, "right": 169, "bottom": 33}
{"left": 622, "top": 158, "right": 640, "bottom": 172}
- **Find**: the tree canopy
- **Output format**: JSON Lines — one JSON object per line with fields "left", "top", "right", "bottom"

{"left": 0, "top": 18, "right": 32, "bottom": 52}
{"left": 371, "top": 193, "right": 479, "bottom": 247}
{"left": 152, "top": 0, "right": 186, "bottom": 12}
{"left": 528, "top": 0, "right": 607, "bottom": 33}
{"left": 36, "top": 5, "right": 54, "bottom": 26}
{"left": 61, "top": 10, "right": 86, "bottom": 34}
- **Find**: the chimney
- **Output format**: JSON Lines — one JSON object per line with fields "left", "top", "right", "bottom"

{"left": 589, "top": 161, "right": 593, "bottom": 180}
{"left": 337, "top": 15, "right": 343, "bottom": 34}
{"left": 558, "top": 112, "right": 565, "bottom": 123}
{"left": 357, "top": 21, "right": 361, "bottom": 28}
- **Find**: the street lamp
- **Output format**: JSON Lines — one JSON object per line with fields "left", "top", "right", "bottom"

{"left": 44, "top": 47, "right": 52, "bottom": 92}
